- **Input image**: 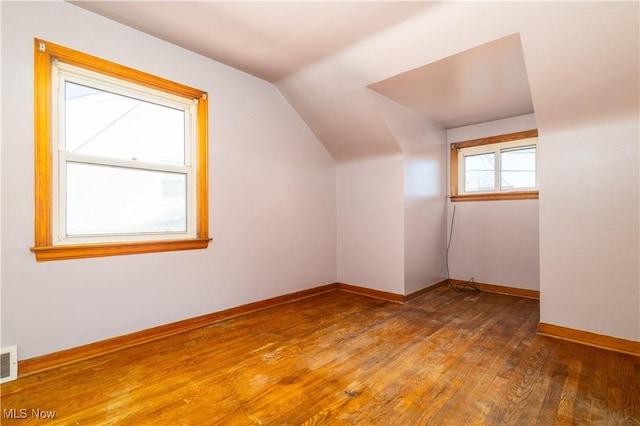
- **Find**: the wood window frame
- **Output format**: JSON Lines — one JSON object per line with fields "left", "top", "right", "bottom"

{"left": 31, "top": 39, "right": 210, "bottom": 261}
{"left": 450, "top": 129, "right": 539, "bottom": 202}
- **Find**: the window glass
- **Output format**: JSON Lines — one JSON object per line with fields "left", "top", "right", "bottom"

{"left": 66, "top": 163, "right": 187, "bottom": 236}
{"left": 500, "top": 146, "right": 536, "bottom": 190}
{"left": 65, "top": 81, "right": 186, "bottom": 165}
{"left": 464, "top": 152, "right": 495, "bottom": 192}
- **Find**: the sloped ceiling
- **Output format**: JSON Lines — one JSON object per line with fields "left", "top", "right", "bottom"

{"left": 69, "top": 1, "right": 431, "bottom": 82}
{"left": 70, "top": 1, "right": 639, "bottom": 163}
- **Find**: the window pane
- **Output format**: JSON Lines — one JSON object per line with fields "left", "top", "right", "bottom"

{"left": 501, "top": 146, "right": 536, "bottom": 190}
{"left": 65, "top": 82, "right": 185, "bottom": 165}
{"left": 464, "top": 152, "right": 495, "bottom": 192}
{"left": 66, "top": 163, "right": 187, "bottom": 236}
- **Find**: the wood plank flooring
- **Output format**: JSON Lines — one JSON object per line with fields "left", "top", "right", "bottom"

{"left": 2, "top": 287, "right": 639, "bottom": 425}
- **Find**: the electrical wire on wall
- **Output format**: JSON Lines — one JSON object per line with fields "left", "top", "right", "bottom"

{"left": 445, "top": 204, "right": 481, "bottom": 293}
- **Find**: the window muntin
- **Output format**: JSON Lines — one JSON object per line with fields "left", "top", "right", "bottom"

{"left": 32, "top": 39, "right": 210, "bottom": 261}
{"left": 450, "top": 129, "right": 538, "bottom": 202}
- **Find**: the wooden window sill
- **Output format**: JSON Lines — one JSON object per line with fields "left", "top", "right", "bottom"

{"left": 30, "top": 238, "right": 212, "bottom": 261}
{"left": 450, "top": 191, "right": 538, "bottom": 202}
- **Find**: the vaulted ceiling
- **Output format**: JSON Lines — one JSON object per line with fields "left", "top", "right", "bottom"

{"left": 70, "top": 1, "right": 638, "bottom": 162}
{"left": 71, "top": 1, "right": 430, "bottom": 82}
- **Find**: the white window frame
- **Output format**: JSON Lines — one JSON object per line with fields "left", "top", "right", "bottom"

{"left": 51, "top": 62, "right": 197, "bottom": 245}
{"left": 458, "top": 138, "right": 538, "bottom": 196}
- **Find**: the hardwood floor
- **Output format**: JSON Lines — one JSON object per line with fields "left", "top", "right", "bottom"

{"left": 2, "top": 287, "right": 639, "bottom": 425}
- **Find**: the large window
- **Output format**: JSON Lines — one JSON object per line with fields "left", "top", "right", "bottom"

{"left": 450, "top": 129, "right": 538, "bottom": 202}
{"left": 31, "top": 39, "right": 210, "bottom": 261}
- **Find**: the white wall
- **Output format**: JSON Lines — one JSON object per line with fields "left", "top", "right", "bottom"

{"left": 0, "top": 1, "right": 337, "bottom": 360}
{"left": 279, "top": 1, "right": 640, "bottom": 343}
{"left": 522, "top": 2, "right": 639, "bottom": 341}
{"left": 336, "top": 155, "right": 405, "bottom": 294}
{"left": 539, "top": 117, "right": 639, "bottom": 341}
{"left": 279, "top": 1, "right": 639, "bottom": 343}
{"left": 447, "top": 114, "right": 540, "bottom": 291}
{"left": 335, "top": 93, "right": 448, "bottom": 297}
{"left": 2, "top": 0, "right": 638, "bottom": 361}
{"left": 373, "top": 94, "right": 447, "bottom": 294}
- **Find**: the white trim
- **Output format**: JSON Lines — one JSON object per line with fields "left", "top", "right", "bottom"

{"left": 56, "top": 61, "right": 197, "bottom": 106}
{"left": 61, "top": 152, "right": 191, "bottom": 174}
{"left": 51, "top": 60, "right": 198, "bottom": 245}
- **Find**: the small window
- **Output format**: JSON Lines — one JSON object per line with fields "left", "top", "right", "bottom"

{"left": 450, "top": 129, "right": 538, "bottom": 202}
{"left": 31, "top": 39, "right": 210, "bottom": 261}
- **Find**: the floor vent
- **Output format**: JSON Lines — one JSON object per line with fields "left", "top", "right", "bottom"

{"left": 1, "top": 346, "right": 18, "bottom": 383}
